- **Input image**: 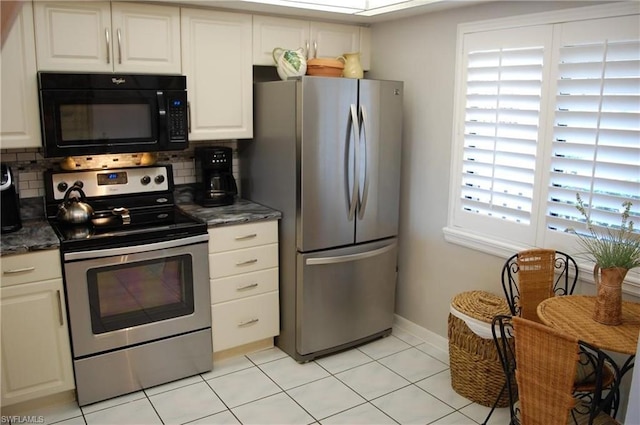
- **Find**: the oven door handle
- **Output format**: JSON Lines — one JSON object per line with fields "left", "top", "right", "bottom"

{"left": 63, "top": 234, "right": 209, "bottom": 261}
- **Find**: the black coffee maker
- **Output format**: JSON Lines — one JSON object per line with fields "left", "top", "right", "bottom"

{"left": 195, "top": 147, "right": 237, "bottom": 207}
{"left": 1, "top": 164, "right": 22, "bottom": 233}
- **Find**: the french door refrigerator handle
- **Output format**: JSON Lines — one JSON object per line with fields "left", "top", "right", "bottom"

{"left": 358, "top": 104, "right": 369, "bottom": 220}
{"left": 305, "top": 242, "right": 396, "bottom": 265}
{"left": 347, "top": 103, "right": 360, "bottom": 221}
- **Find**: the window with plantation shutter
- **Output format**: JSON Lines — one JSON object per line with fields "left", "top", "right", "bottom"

{"left": 546, "top": 36, "right": 640, "bottom": 236}
{"left": 446, "top": 5, "right": 640, "bottom": 272}
{"left": 462, "top": 46, "right": 544, "bottom": 226}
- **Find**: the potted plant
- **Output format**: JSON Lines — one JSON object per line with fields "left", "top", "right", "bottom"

{"left": 569, "top": 194, "right": 640, "bottom": 325}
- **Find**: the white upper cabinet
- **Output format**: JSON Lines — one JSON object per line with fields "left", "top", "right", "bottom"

{"left": 252, "top": 16, "right": 370, "bottom": 70}
{"left": 33, "top": 1, "right": 181, "bottom": 73}
{"left": 0, "top": 2, "right": 41, "bottom": 149}
{"left": 181, "top": 8, "right": 253, "bottom": 140}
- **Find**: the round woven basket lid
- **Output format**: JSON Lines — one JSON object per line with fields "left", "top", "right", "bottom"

{"left": 307, "top": 57, "right": 344, "bottom": 69}
{"left": 451, "top": 290, "right": 510, "bottom": 323}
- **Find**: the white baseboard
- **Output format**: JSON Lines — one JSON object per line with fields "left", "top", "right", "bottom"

{"left": 393, "top": 314, "right": 449, "bottom": 356}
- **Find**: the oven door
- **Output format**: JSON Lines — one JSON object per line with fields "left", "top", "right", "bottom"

{"left": 63, "top": 235, "right": 210, "bottom": 358}
{"left": 40, "top": 89, "right": 161, "bottom": 157}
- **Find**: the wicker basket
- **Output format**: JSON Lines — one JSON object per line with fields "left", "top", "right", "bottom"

{"left": 448, "top": 290, "right": 512, "bottom": 407}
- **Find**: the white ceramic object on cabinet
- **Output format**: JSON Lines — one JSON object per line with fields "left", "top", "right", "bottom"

{"left": 252, "top": 15, "right": 370, "bottom": 70}
{"left": 1, "top": 2, "right": 41, "bottom": 149}
{"left": 181, "top": 8, "right": 253, "bottom": 141}
{"left": 0, "top": 250, "right": 74, "bottom": 407}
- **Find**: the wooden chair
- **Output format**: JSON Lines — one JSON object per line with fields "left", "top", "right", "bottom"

{"left": 492, "top": 314, "right": 621, "bottom": 425}
{"left": 501, "top": 249, "right": 578, "bottom": 323}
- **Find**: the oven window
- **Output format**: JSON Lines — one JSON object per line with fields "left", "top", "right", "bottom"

{"left": 60, "top": 103, "right": 152, "bottom": 142}
{"left": 87, "top": 254, "right": 194, "bottom": 334}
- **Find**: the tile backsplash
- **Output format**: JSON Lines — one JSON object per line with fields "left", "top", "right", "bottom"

{"left": 0, "top": 140, "right": 240, "bottom": 200}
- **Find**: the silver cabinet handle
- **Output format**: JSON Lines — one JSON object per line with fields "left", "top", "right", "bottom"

{"left": 238, "top": 318, "right": 259, "bottom": 327}
{"left": 235, "top": 233, "right": 257, "bottom": 241}
{"left": 236, "top": 258, "right": 258, "bottom": 266}
{"left": 305, "top": 40, "right": 310, "bottom": 59}
{"left": 237, "top": 282, "right": 259, "bottom": 291}
{"left": 56, "top": 290, "right": 63, "bottom": 326}
{"left": 3, "top": 266, "right": 35, "bottom": 275}
{"left": 105, "top": 28, "right": 111, "bottom": 64}
{"left": 306, "top": 242, "right": 396, "bottom": 265}
{"left": 117, "top": 28, "right": 122, "bottom": 64}
{"left": 313, "top": 40, "right": 318, "bottom": 58}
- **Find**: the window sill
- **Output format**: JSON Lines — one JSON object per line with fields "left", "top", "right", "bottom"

{"left": 442, "top": 226, "right": 640, "bottom": 297}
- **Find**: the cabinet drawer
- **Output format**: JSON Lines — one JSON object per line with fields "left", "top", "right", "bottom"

{"left": 212, "top": 291, "right": 279, "bottom": 352}
{"left": 0, "top": 250, "right": 62, "bottom": 287}
{"left": 208, "top": 221, "right": 277, "bottom": 253}
{"left": 209, "top": 244, "right": 278, "bottom": 279}
{"left": 211, "top": 268, "right": 278, "bottom": 304}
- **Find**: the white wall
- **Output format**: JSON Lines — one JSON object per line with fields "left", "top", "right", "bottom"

{"left": 367, "top": 1, "right": 618, "bottom": 338}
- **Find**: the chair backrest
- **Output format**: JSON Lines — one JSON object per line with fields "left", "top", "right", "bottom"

{"left": 492, "top": 315, "right": 621, "bottom": 425}
{"left": 501, "top": 249, "right": 578, "bottom": 322}
{"left": 513, "top": 316, "right": 579, "bottom": 425}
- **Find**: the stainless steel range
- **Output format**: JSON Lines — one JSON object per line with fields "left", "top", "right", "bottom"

{"left": 44, "top": 165, "right": 212, "bottom": 406}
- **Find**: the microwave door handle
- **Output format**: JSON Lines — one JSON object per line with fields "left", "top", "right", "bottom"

{"left": 157, "top": 91, "right": 166, "bottom": 117}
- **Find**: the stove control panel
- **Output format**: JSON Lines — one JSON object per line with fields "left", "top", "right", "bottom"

{"left": 49, "top": 166, "right": 171, "bottom": 200}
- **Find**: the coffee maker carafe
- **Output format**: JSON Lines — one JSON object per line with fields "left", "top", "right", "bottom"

{"left": 195, "top": 147, "right": 237, "bottom": 207}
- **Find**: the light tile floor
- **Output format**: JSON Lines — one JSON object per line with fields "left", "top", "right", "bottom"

{"left": 14, "top": 328, "right": 511, "bottom": 425}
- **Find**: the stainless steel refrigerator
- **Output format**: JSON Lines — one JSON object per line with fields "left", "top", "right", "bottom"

{"left": 240, "top": 76, "right": 403, "bottom": 362}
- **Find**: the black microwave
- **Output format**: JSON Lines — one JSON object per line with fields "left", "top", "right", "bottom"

{"left": 38, "top": 72, "right": 188, "bottom": 158}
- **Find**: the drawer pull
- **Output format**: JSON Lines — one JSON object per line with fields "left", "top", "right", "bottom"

{"left": 56, "top": 290, "right": 64, "bottom": 326}
{"left": 238, "top": 318, "right": 259, "bottom": 327}
{"left": 237, "top": 282, "right": 259, "bottom": 291}
{"left": 235, "top": 233, "right": 257, "bottom": 241}
{"left": 3, "top": 266, "right": 36, "bottom": 275}
{"left": 236, "top": 259, "right": 258, "bottom": 266}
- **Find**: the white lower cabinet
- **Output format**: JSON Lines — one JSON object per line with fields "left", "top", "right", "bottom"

{"left": 208, "top": 221, "right": 279, "bottom": 353}
{"left": 0, "top": 250, "right": 74, "bottom": 407}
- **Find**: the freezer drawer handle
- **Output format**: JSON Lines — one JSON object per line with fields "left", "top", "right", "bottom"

{"left": 237, "top": 282, "right": 259, "bottom": 291}
{"left": 238, "top": 318, "right": 259, "bottom": 327}
{"left": 235, "top": 233, "right": 257, "bottom": 241}
{"left": 306, "top": 243, "right": 396, "bottom": 266}
{"left": 236, "top": 258, "right": 258, "bottom": 266}
{"left": 3, "top": 266, "right": 36, "bottom": 275}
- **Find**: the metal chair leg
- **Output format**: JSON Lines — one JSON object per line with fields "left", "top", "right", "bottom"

{"left": 482, "top": 382, "right": 506, "bottom": 425}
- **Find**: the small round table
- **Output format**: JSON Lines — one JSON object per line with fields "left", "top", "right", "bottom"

{"left": 537, "top": 295, "right": 640, "bottom": 355}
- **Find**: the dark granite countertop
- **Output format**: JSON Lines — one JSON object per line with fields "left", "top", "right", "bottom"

{"left": 0, "top": 220, "right": 60, "bottom": 257}
{"left": 0, "top": 196, "right": 281, "bottom": 257}
{"left": 178, "top": 198, "right": 282, "bottom": 227}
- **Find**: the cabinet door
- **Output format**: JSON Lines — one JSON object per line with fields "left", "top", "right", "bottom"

{"left": 309, "top": 22, "right": 360, "bottom": 60}
{"left": 252, "top": 16, "right": 310, "bottom": 65}
{"left": 111, "top": 2, "right": 181, "bottom": 74}
{"left": 1, "top": 2, "right": 41, "bottom": 149}
{"left": 1, "top": 279, "right": 74, "bottom": 406}
{"left": 34, "top": 1, "right": 112, "bottom": 72}
{"left": 181, "top": 9, "right": 253, "bottom": 140}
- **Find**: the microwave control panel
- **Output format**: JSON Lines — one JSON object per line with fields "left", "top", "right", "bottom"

{"left": 168, "top": 98, "right": 187, "bottom": 141}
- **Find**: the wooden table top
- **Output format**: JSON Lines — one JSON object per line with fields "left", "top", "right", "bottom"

{"left": 537, "top": 295, "right": 640, "bottom": 355}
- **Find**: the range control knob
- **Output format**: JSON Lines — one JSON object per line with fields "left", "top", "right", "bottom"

{"left": 73, "top": 181, "right": 83, "bottom": 188}
{"left": 57, "top": 182, "right": 68, "bottom": 193}
{"left": 141, "top": 175, "right": 151, "bottom": 185}
{"left": 154, "top": 175, "right": 165, "bottom": 184}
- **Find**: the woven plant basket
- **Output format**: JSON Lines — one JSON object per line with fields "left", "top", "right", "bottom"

{"left": 448, "top": 291, "right": 513, "bottom": 407}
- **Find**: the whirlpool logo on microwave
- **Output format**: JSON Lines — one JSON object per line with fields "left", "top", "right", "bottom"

{"left": 111, "top": 77, "right": 126, "bottom": 85}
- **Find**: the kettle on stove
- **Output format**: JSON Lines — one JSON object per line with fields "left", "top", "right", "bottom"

{"left": 1, "top": 164, "right": 22, "bottom": 233}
